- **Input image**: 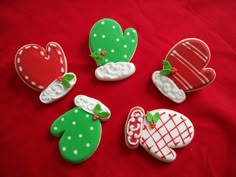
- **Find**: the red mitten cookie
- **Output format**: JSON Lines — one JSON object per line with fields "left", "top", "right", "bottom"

{"left": 15, "top": 42, "right": 76, "bottom": 104}
{"left": 152, "top": 38, "right": 216, "bottom": 103}
{"left": 125, "top": 106, "right": 194, "bottom": 162}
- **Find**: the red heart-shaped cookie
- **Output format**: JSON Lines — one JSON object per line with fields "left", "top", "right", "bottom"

{"left": 15, "top": 42, "right": 67, "bottom": 91}
{"left": 165, "top": 38, "right": 216, "bottom": 92}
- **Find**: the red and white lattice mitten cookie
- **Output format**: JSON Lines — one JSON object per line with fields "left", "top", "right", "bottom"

{"left": 125, "top": 106, "right": 194, "bottom": 162}
{"left": 15, "top": 42, "right": 77, "bottom": 104}
{"left": 152, "top": 38, "right": 216, "bottom": 103}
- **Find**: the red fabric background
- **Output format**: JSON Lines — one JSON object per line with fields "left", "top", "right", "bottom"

{"left": 1, "top": 0, "right": 235, "bottom": 177}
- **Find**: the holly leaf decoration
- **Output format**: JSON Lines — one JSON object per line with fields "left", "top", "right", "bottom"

{"left": 61, "top": 73, "right": 75, "bottom": 88}
{"left": 146, "top": 111, "right": 160, "bottom": 123}
{"left": 146, "top": 112, "right": 153, "bottom": 122}
{"left": 93, "top": 103, "right": 110, "bottom": 119}
{"left": 160, "top": 60, "right": 172, "bottom": 76}
{"left": 90, "top": 52, "right": 105, "bottom": 67}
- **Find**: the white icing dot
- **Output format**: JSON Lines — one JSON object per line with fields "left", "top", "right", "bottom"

{"left": 78, "top": 134, "right": 83, "bottom": 138}
{"left": 61, "top": 67, "right": 64, "bottom": 73}
{"left": 132, "top": 29, "right": 136, "bottom": 33}
{"left": 111, "top": 49, "right": 115, "bottom": 53}
{"left": 47, "top": 47, "right": 51, "bottom": 52}
{"left": 86, "top": 143, "right": 90, "bottom": 147}
{"left": 101, "top": 21, "right": 105, "bottom": 25}
{"left": 17, "top": 57, "right": 21, "bottom": 63}
{"left": 62, "top": 147, "right": 66, "bottom": 151}
{"left": 98, "top": 48, "right": 102, "bottom": 52}
{"left": 105, "top": 59, "right": 109, "bottom": 62}
{"left": 61, "top": 117, "right": 64, "bottom": 121}
{"left": 31, "top": 81, "right": 36, "bottom": 85}
{"left": 93, "top": 33, "right": 97, "bottom": 37}
{"left": 116, "top": 38, "right": 120, "bottom": 42}
{"left": 112, "top": 25, "right": 116, "bottom": 29}
{"left": 67, "top": 136, "right": 72, "bottom": 140}
{"left": 72, "top": 121, "right": 76, "bottom": 125}
{"left": 25, "top": 45, "right": 31, "bottom": 49}
{"left": 90, "top": 126, "right": 94, "bottom": 131}
{"left": 124, "top": 55, "right": 127, "bottom": 58}
{"left": 74, "top": 109, "right": 78, "bottom": 113}
{"left": 127, "top": 32, "right": 130, "bottom": 35}
{"left": 18, "top": 50, "right": 23, "bottom": 55}
{"left": 102, "top": 35, "right": 106, "bottom": 38}
{"left": 24, "top": 75, "right": 29, "bottom": 80}
{"left": 38, "top": 85, "right": 44, "bottom": 89}
{"left": 60, "top": 57, "right": 63, "bottom": 64}
{"left": 124, "top": 45, "right": 127, "bottom": 48}
{"left": 19, "top": 66, "right": 23, "bottom": 72}
{"left": 132, "top": 39, "right": 135, "bottom": 43}
{"left": 57, "top": 50, "right": 62, "bottom": 55}
{"left": 73, "top": 150, "right": 78, "bottom": 155}
{"left": 85, "top": 114, "right": 90, "bottom": 118}
{"left": 54, "top": 126, "right": 58, "bottom": 130}
{"left": 33, "top": 45, "right": 38, "bottom": 49}
{"left": 40, "top": 51, "right": 44, "bottom": 56}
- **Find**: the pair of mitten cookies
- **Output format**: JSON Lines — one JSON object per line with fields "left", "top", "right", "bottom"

{"left": 14, "top": 18, "right": 215, "bottom": 163}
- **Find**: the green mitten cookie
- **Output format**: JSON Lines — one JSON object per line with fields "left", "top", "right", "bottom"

{"left": 50, "top": 95, "right": 111, "bottom": 163}
{"left": 89, "top": 18, "right": 138, "bottom": 81}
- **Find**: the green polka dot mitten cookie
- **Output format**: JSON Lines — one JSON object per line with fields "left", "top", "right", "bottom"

{"left": 89, "top": 18, "right": 138, "bottom": 81}
{"left": 50, "top": 95, "right": 111, "bottom": 163}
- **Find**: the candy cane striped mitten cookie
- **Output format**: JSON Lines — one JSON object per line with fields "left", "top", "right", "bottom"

{"left": 152, "top": 38, "right": 216, "bottom": 103}
{"left": 50, "top": 95, "right": 111, "bottom": 163}
{"left": 89, "top": 18, "right": 138, "bottom": 81}
{"left": 15, "top": 42, "right": 77, "bottom": 104}
{"left": 125, "top": 106, "right": 194, "bottom": 162}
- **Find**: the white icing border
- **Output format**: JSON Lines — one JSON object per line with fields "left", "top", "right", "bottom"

{"left": 95, "top": 62, "right": 136, "bottom": 81}
{"left": 152, "top": 71, "right": 186, "bottom": 103}
{"left": 74, "top": 95, "right": 111, "bottom": 121}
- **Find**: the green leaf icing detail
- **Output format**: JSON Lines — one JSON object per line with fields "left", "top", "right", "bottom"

{"left": 160, "top": 60, "right": 172, "bottom": 76}
{"left": 146, "top": 111, "right": 160, "bottom": 123}
{"left": 50, "top": 107, "right": 102, "bottom": 163}
{"left": 90, "top": 52, "right": 105, "bottom": 67}
{"left": 89, "top": 18, "right": 138, "bottom": 66}
{"left": 93, "top": 103, "right": 110, "bottom": 119}
{"left": 62, "top": 73, "right": 75, "bottom": 88}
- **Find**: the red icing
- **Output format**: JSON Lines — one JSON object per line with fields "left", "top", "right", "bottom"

{"left": 93, "top": 114, "right": 99, "bottom": 120}
{"left": 15, "top": 42, "right": 67, "bottom": 91}
{"left": 165, "top": 38, "right": 216, "bottom": 92}
{"left": 101, "top": 51, "right": 106, "bottom": 56}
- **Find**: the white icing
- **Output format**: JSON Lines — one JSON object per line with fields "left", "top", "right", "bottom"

{"left": 40, "top": 51, "right": 44, "bottom": 56}
{"left": 90, "top": 126, "right": 94, "bottom": 131}
{"left": 86, "top": 143, "right": 90, "bottom": 147}
{"left": 132, "top": 39, "right": 135, "bottom": 43}
{"left": 54, "top": 126, "right": 58, "bottom": 130}
{"left": 152, "top": 71, "right": 186, "bottom": 103}
{"left": 126, "top": 108, "right": 144, "bottom": 147}
{"left": 74, "top": 95, "right": 111, "bottom": 119}
{"left": 78, "top": 134, "right": 83, "bottom": 138}
{"left": 73, "top": 150, "right": 78, "bottom": 155}
{"left": 62, "top": 147, "right": 66, "bottom": 151}
{"left": 102, "top": 35, "right": 106, "bottom": 38}
{"left": 124, "top": 45, "right": 127, "bottom": 48}
{"left": 39, "top": 72, "right": 77, "bottom": 104}
{"left": 95, "top": 62, "right": 135, "bottom": 81}
{"left": 140, "top": 109, "right": 194, "bottom": 162}
{"left": 127, "top": 32, "right": 130, "bottom": 35}
{"left": 72, "top": 121, "right": 76, "bottom": 125}
{"left": 116, "top": 38, "right": 120, "bottom": 42}
{"left": 123, "top": 55, "right": 127, "bottom": 58}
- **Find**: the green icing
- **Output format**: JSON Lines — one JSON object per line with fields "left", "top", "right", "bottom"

{"left": 89, "top": 18, "right": 138, "bottom": 66}
{"left": 62, "top": 73, "right": 75, "bottom": 88}
{"left": 160, "top": 60, "right": 172, "bottom": 76}
{"left": 146, "top": 112, "right": 160, "bottom": 123}
{"left": 50, "top": 107, "right": 102, "bottom": 163}
{"left": 93, "top": 103, "right": 110, "bottom": 119}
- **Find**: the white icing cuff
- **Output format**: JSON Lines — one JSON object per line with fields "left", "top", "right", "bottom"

{"left": 39, "top": 72, "right": 77, "bottom": 104}
{"left": 74, "top": 95, "right": 111, "bottom": 120}
{"left": 152, "top": 71, "right": 186, "bottom": 103}
{"left": 95, "top": 62, "right": 135, "bottom": 81}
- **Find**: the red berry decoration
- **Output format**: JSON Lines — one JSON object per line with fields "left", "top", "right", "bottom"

{"left": 101, "top": 51, "right": 106, "bottom": 56}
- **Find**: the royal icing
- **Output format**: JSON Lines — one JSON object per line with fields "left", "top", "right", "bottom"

{"left": 15, "top": 42, "right": 67, "bottom": 91}
{"left": 50, "top": 95, "right": 111, "bottom": 163}
{"left": 40, "top": 73, "right": 77, "bottom": 104}
{"left": 89, "top": 18, "right": 138, "bottom": 81}
{"left": 15, "top": 42, "right": 76, "bottom": 104}
{"left": 125, "top": 107, "right": 194, "bottom": 162}
{"left": 152, "top": 38, "right": 216, "bottom": 103}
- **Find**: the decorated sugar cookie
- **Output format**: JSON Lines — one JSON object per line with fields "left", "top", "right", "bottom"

{"left": 125, "top": 106, "right": 194, "bottom": 162}
{"left": 152, "top": 38, "right": 216, "bottom": 103}
{"left": 89, "top": 18, "right": 138, "bottom": 81}
{"left": 50, "top": 95, "right": 111, "bottom": 163}
{"left": 15, "top": 42, "right": 76, "bottom": 104}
